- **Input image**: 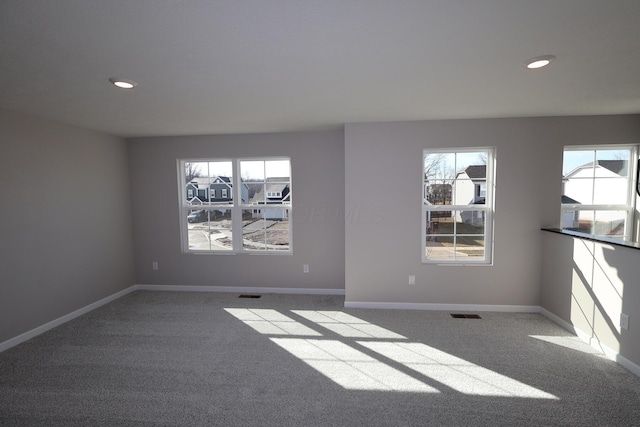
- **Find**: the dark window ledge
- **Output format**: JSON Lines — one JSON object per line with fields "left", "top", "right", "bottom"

{"left": 542, "top": 227, "right": 640, "bottom": 251}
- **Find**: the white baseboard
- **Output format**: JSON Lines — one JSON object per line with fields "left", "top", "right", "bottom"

{"left": 344, "top": 301, "right": 540, "bottom": 313}
{"left": 0, "top": 286, "right": 136, "bottom": 353}
{"left": 616, "top": 354, "right": 640, "bottom": 378}
{"left": 539, "top": 307, "right": 640, "bottom": 378}
{"left": 134, "top": 284, "right": 346, "bottom": 295}
{"left": 539, "top": 307, "right": 576, "bottom": 332}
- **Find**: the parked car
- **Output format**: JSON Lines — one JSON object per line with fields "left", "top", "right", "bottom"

{"left": 187, "top": 210, "right": 208, "bottom": 223}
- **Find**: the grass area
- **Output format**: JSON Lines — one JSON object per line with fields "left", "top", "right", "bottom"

{"left": 427, "top": 219, "right": 484, "bottom": 248}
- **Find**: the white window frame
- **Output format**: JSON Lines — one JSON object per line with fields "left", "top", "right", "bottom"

{"left": 422, "top": 147, "right": 495, "bottom": 265}
{"left": 560, "top": 144, "right": 638, "bottom": 241}
{"left": 177, "top": 157, "right": 292, "bottom": 254}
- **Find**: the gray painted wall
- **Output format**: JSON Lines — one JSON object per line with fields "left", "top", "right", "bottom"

{"left": 128, "top": 130, "right": 345, "bottom": 290}
{"left": 3, "top": 109, "right": 638, "bottom": 366}
{"left": 344, "top": 115, "right": 640, "bottom": 307}
{"left": 541, "top": 232, "right": 640, "bottom": 367}
{"left": 0, "top": 109, "right": 135, "bottom": 344}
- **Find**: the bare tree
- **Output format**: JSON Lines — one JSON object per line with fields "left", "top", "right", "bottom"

{"left": 423, "top": 153, "right": 446, "bottom": 181}
{"left": 423, "top": 153, "right": 454, "bottom": 205}
{"left": 185, "top": 162, "right": 201, "bottom": 182}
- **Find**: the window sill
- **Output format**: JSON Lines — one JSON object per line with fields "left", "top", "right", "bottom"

{"left": 541, "top": 227, "right": 640, "bottom": 251}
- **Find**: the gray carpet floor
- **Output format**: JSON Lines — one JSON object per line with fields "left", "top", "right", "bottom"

{"left": 1, "top": 291, "right": 640, "bottom": 426}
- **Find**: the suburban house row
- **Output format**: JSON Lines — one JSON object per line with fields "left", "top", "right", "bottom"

{"left": 186, "top": 176, "right": 291, "bottom": 219}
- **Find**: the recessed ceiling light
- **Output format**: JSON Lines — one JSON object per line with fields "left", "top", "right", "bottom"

{"left": 108, "top": 78, "right": 137, "bottom": 89}
{"left": 524, "top": 55, "right": 556, "bottom": 69}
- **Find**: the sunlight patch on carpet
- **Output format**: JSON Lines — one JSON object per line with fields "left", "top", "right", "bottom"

{"left": 271, "top": 338, "right": 437, "bottom": 393}
{"left": 358, "top": 342, "right": 558, "bottom": 399}
{"left": 291, "top": 310, "right": 406, "bottom": 339}
{"left": 224, "top": 308, "right": 322, "bottom": 336}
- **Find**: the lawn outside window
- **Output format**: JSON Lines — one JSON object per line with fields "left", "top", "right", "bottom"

{"left": 422, "top": 148, "right": 495, "bottom": 264}
{"left": 561, "top": 145, "right": 638, "bottom": 242}
{"left": 178, "top": 158, "right": 291, "bottom": 254}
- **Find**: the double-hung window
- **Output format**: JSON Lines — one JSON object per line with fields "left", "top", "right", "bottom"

{"left": 178, "top": 158, "right": 291, "bottom": 253}
{"left": 561, "top": 146, "right": 638, "bottom": 241}
{"left": 422, "top": 148, "right": 495, "bottom": 264}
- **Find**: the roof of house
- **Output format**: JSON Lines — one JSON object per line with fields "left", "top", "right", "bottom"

{"left": 458, "top": 165, "right": 486, "bottom": 179}
{"left": 251, "top": 183, "right": 289, "bottom": 201}
{"left": 597, "top": 160, "right": 628, "bottom": 175}
{"left": 189, "top": 176, "right": 232, "bottom": 187}
{"left": 561, "top": 195, "right": 580, "bottom": 204}
{"left": 565, "top": 160, "right": 628, "bottom": 177}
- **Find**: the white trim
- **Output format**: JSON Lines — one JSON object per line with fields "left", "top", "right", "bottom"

{"left": 0, "top": 286, "right": 136, "bottom": 353}
{"left": 134, "top": 284, "right": 345, "bottom": 295}
{"left": 344, "top": 301, "right": 540, "bottom": 313}
{"left": 617, "top": 354, "right": 640, "bottom": 378}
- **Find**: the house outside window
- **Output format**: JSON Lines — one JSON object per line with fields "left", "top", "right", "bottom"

{"left": 242, "top": 159, "right": 291, "bottom": 250}
{"left": 561, "top": 146, "right": 637, "bottom": 240}
{"left": 178, "top": 158, "right": 291, "bottom": 253}
{"left": 422, "top": 148, "right": 495, "bottom": 264}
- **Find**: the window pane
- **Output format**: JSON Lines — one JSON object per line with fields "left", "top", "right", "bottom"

{"left": 456, "top": 152, "right": 487, "bottom": 170}
{"left": 424, "top": 181, "right": 451, "bottom": 205}
{"left": 186, "top": 210, "right": 232, "bottom": 251}
{"left": 593, "top": 176, "right": 628, "bottom": 204}
{"left": 561, "top": 209, "right": 627, "bottom": 239}
{"left": 563, "top": 148, "right": 630, "bottom": 205}
{"left": 561, "top": 146, "right": 633, "bottom": 241}
{"left": 563, "top": 178, "right": 593, "bottom": 204}
{"left": 241, "top": 161, "right": 265, "bottom": 180}
{"left": 452, "top": 153, "right": 487, "bottom": 206}
{"left": 426, "top": 212, "right": 453, "bottom": 234}
{"left": 184, "top": 161, "right": 233, "bottom": 206}
{"left": 424, "top": 153, "right": 455, "bottom": 180}
{"left": 425, "top": 235, "right": 486, "bottom": 261}
{"left": 562, "top": 150, "right": 595, "bottom": 176}
{"left": 242, "top": 209, "right": 290, "bottom": 251}
{"left": 423, "top": 148, "right": 493, "bottom": 264}
{"left": 266, "top": 160, "right": 290, "bottom": 180}
{"left": 596, "top": 148, "right": 630, "bottom": 164}
{"left": 456, "top": 211, "right": 485, "bottom": 234}
{"left": 457, "top": 237, "right": 485, "bottom": 259}
{"left": 594, "top": 210, "right": 627, "bottom": 238}
{"left": 425, "top": 236, "right": 455, "bottom": 261}
{"left": 267, "top": 226, "right": 290, "bottom": 251}
{"left": 245, "top": 160, "right": 291, "bottom": 206}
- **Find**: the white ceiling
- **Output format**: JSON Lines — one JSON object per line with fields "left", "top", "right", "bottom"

{"left": 1, "top": 1, "right": 640, "bottom": 138}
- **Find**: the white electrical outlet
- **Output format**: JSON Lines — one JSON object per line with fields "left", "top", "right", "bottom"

{"left": 408, "top": 275, "right": 416, "bottom": 285}
{"left": 621, "top": 313, "right": 630, "bottom": 330}
{"left": 152, "top": 261, "right": 159, "bottom": 271}
{"left": 303, "top": 264, "right": 309, "bottom": 273}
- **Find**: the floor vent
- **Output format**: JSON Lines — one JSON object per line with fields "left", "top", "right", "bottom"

{"left": 238, "top": 294, "right": 262, "bottom": 299}
{"left": 450, "top": 313, "right": 482, "bottom": 319}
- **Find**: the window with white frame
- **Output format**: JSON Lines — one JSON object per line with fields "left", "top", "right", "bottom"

{"left": 561, "top": 145, "right": 637, "bottom": 241}
{"left": 178, "top": 158, "right": 291, "bottom": 253}
{"left": 422, "top": 148, "right": 495, "bottom": 264}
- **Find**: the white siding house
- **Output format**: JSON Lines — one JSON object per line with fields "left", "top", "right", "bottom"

{"left": 454, "top": 165, "right": 486, "bottom": 225}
